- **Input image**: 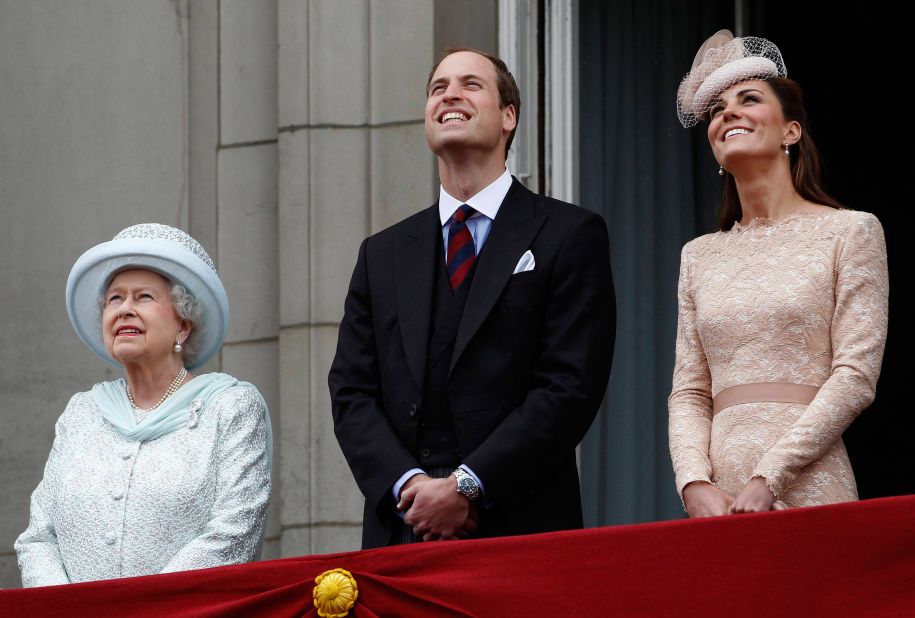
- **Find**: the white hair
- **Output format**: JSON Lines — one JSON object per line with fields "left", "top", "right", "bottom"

{"left": 169, "top": 284, "right": 204, "bottom": 368}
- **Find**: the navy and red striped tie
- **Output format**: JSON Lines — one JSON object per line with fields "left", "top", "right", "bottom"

{"left": 446, "top": 204, "right": 477, "bottom": 290}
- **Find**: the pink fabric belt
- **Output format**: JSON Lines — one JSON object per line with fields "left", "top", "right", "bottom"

{"left": 712, "top": 382, "right": 820, "bottom": 415}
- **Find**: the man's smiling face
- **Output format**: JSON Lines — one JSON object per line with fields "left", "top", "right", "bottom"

{"left": 424, "top": 51, "right": 515, "bottom": 159}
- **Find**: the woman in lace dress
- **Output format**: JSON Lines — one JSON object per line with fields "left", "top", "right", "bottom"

{"left": 15, "top": 224, "right": 273, "bottom": 586}
{"left": 668, "top": 31, "right": 888, "bottom": 517}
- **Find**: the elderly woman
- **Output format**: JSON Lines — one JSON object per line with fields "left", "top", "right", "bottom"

{"left": 15, "top": 223, "right": 272, "bottom": 586}
{"left": 668, "top": 32, "right": 888, "bottom": 517}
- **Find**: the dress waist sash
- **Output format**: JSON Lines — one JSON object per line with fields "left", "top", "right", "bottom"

{"left": 712, "top": 382, "right": 820, "bottom": 415}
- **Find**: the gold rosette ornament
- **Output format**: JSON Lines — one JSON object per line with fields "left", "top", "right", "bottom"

{"left": 313, "top": 568, "right": 359, "bottom": 618}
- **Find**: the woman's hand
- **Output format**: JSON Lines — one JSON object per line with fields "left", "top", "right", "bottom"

{"left": 682, "top": 481, "right": 734, "bottom": 518}
{"left": 730, "top": 477, "right": 777, "bottom": 514}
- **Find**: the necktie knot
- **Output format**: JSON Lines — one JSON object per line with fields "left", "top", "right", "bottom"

{"left": 453, "top": 204, "right": 475, "bottom": 224}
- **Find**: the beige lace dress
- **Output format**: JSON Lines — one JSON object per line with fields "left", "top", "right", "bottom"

{"left": 668, "top": 209, "right": 888, "bottom": 506}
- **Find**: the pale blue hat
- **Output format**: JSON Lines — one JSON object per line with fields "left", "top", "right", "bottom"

{"left": 66, "top": 223, "right": 229, "bottom": 370}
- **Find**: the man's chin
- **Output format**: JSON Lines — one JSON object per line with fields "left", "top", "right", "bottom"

{"left": 427, "top": 133, "right": 470, "bottom": 152}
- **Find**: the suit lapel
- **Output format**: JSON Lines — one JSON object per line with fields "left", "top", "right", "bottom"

{"left": 394, "top": 204, "right": 439, "bottom": 392}
{"left": 450, "top": 180, "right": 547, "bottom": 374}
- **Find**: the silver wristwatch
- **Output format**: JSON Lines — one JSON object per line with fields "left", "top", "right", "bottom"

{"left": 451, "top": 468, "right": 481, "bottom": 501}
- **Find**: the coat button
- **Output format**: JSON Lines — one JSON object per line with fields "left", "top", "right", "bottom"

{"left": 421, "top": 448, "right": 431, "bottom": 458}
{"left": 110, "top": 488, "right": 123, "bottom": 500}
{"left": 105, "top": 532, "right": 118, "bottom": 545}
{"left": 408, "top": 403, "right": 418, "bottom": 416}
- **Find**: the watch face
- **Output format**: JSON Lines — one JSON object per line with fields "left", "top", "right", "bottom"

{"left": 458, "top": 477, "right": 477, "bottom": 495}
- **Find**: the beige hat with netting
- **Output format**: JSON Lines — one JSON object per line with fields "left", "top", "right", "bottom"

{"left": 677, "top": 30, "right": 787, "bottom": 128}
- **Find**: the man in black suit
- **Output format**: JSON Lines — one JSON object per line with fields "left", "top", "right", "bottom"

{"left": 329, "top": 48, "right": 614, "bottom": 548}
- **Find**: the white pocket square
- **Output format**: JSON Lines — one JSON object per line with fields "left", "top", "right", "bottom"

{"left": 512, "top": 250, "right": 535, "bottom": 274}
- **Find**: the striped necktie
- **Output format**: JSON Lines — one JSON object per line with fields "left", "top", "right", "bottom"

{"left": 446, "top": 204, "right": 477, "bottom": 290}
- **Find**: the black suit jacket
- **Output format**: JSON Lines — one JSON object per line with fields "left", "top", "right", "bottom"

{"left": 329, "top": 178, "right": 615, "bottom": 548}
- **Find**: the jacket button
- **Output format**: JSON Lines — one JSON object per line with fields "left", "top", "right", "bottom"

{"left": 421, "top": 448, "right": 431, "bottom": 458}
{"left": 105, "top": 532, "right": 118, "bottom": 545}
{"left": 408, "top": 403, "right": 418, "bottom": 416}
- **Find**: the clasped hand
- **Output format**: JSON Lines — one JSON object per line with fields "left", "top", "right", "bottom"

{"left": 683, "top": 478, "right": 786, "bottom": 518}
{"left": 397, "top": 474, "right": 479, "bottom": 541}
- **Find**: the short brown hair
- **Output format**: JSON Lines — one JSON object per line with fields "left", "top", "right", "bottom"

{"left": 426, "top": 47, "right": 521, "bottom": 159}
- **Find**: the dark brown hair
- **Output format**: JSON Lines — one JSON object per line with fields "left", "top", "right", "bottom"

{"left": 426, "top": 46, "right": 521, "bottom": 158}
{"left": 717, "top": 77, "right": 842, "bottom": 231}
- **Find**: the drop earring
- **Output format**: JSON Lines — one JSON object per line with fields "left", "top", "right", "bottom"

{"left": 718, "top": 165, "right": 724, "bottom": 176}
{"left": 783, "top": 142, "right": 790, "bottom": 156}
{"left": 174, "top": 339, "right": 183, "bottom": 353}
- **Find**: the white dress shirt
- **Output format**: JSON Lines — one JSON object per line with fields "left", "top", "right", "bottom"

{"left": 438, "top": 167, "right": 513, "bottom": 257}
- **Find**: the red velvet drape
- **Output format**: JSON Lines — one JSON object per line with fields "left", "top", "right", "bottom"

{"left": 3, "top": 495, "right": 914, "bottom": 616}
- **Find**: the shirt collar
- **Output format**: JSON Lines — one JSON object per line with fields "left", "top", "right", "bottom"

{"left": 438, "top": 168, "right": 513, "bottom": 225}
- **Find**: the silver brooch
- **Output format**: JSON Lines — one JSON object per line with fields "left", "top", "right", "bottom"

{"left": 187, "top": 399, "right": 203, "bottom": 428}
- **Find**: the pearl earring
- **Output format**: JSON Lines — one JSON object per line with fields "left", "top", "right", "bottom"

{"left": 174, "top": 339, "right": 183, "bottom": 353}
{"left": 718, "top": 165, "right": 724, "bottom": 176}
{"left": 783, "top": 142, "right": 790, "bottom": 156}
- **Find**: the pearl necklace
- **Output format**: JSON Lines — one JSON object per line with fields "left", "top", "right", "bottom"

{"left": 127, "top": 367, "right": 188, "bottom": 411}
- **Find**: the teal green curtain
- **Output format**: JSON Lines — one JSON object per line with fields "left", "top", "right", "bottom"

{"left": 578, "top": 0, "right": 733, "bottom": 525}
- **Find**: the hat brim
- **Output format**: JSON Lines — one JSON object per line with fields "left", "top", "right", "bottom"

{"left": 692, "top": 57, "right": 778, "bottom": 117}
{"left": 66, "top": 238, "right": 229, "bottom": 370}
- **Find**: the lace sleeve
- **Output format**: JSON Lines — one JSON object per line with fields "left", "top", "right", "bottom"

{"left": 668, "top": 242, "right": 715, "bottom": 498}
{"left": 754, "top": 212, "right": 889, "bottom": 496}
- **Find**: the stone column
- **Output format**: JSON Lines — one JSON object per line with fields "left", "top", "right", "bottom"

{"left": 188, "top": 0, "right": 281, "bottom": 558}
{"left": 216, "top": 0, "right": 282, "bottom": 558}
{"left": 276, "top": 0, "right": 434, "bottom": 555}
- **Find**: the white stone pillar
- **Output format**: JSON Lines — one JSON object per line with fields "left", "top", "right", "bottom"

{"left": 277, "top": 0, "right": 434, "bottom": 556}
